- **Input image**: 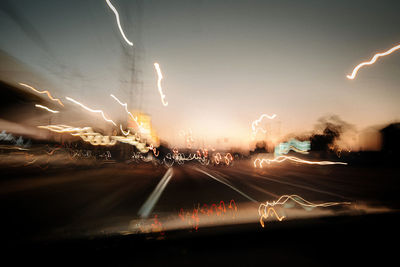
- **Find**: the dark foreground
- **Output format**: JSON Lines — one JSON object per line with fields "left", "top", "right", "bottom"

{"left": 4, "top": 212, "right": 400, "bottom": 266}
{"left": 0, "top": 153, "right": 399, "bottom": 265}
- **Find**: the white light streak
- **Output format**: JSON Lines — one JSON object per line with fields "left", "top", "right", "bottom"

{"left": 120, "top": 124, "right": 130, "bottom": 136}
{"left": 254, "top": 155, "right": 347, "bottom": 167}
{"left": 347, "top": 43, "right": 400, "bottom": 80}
{"left": 65, "top": 97, "right": 117, "bottom": 126}
{"left": 154, "top": 62, "right": 168, "bottom": 106}
{"left": 251, "top": 113, "right": 276, "bottom": 138}
{"left": 259, "top": 195, "right": 351, "bottom": 210}
{"left": 105, "top": 0, "right": 133, "bottom": 46}
{"left": 258, "top": 195, "right": 351, "bottom": 227}
{"left": 110, "top": 94, "right": 144, "bottom": 131}
{"left": 34, "top": 104, "right": 59, "bottom": 113}
{"left": 19, "top": 83, "right": 64, "bottom": 106}
{"left": 38, "top": 124, "right": 149, "bottom": 151}
{"left": 252, "top": 114, "right": 277, "bottom": 132}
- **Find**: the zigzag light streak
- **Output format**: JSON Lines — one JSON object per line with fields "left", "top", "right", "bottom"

{"left": 254, "top": 155, "right": 347, "bottom": 167}
{"left": 154, "top": 63, "right": 168, "bottom": 106}
{"left": 251, "top": 113, "right": 276, "bottom": 138}
{"left": 179, "top": 199, "right": 238, "bottom": 230}
{"left": 252, "top": 114, "right": 277, "bottom": 132}
{"left": 347, "top": 43, "right": 400, "bottom": 80}
{"left": 37, "top": 125, "right": 116, "bottom": 146}
{"left": 34, "top": 104, "right": 59, "bottom": 113}
{"left": 258, "top": 207, "right": 285, "bottom": 228}
{"left": 38, "top": 125, "right": 149, "bottom": 151}
{"left": 105, "top": 0, "right": 133, "bottom": 46}
{"left": 274, "top": 139, "right": 310, "bottom": 157}
{"left": 65, "top": 97, "right": 117, "bottom": 126}
{"left": 258, "top": 195, "right": 351, "bottom": 227}
{"left": 110, "top": 94, "right": 144, "bottom": 131}
{"left": 259, "top": 195, "right": 351, "bottom": 210}
{"left": 19, "top": 83, "right": 64, "bottom": 106}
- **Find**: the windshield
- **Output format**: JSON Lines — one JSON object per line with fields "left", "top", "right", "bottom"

{"left": 0, "top": 0, "right": 399, "bottom": 264}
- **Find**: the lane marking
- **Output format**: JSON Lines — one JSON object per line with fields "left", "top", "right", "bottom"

{"left": 138, "top": 168, "right": 173, "bottom": 218}
{"left": 193, "top": 167, "right": 257, "bottom": 203}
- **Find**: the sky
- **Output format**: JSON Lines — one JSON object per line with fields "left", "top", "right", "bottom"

{"left": 1, "top": 0, "right": 399, "bottom": 148}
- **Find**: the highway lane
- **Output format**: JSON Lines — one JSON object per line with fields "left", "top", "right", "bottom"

{"left": 204, "top": 160, "right": 399, "bottom": 206}
{"left": 205, "top": 162, "right": 352, "bottom": 202}
{"left": 0, "top": 163, "right": 167, "bottom": 243}
{"left": 149, "top": 165, "right": 257, "bottom": 213}
{"left": 0, "top": 159, "right": 398, "bottom": 245}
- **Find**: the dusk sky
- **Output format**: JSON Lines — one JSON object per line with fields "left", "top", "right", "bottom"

{"left": 1, "top": 0, "right": 400, "bottom": 148}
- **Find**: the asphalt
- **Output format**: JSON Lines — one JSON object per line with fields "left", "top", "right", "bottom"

{"left": 0, "top": 156, "right": 399, "bottom": 265}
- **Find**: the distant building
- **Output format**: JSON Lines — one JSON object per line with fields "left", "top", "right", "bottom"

{"left": 128, "top": 112, "right": 159, "bottom": 146}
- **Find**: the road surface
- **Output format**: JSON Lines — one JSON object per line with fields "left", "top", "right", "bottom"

{"left": 0, "top": 156, "right": 398, "bottom": 245}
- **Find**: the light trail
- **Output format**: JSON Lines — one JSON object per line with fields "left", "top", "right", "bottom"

{"left": 120, "top": 124, "right": 130, "bottom": 136}
{"left": 254, "top": 155, "right": 347, "bottom": 167}
{"left": 105, "top": 0, "right": 133, "bottom": 46}
{"left": 38, "top": 125, "right": 149, "bottom": 151}
{"left": 154, "top": 63, "right": 168, "bottom": 106}
{"left": 112, "top": 135, "right": 148, "bottom": 152}
{"left": 347, "top": 43, "right": 400, "bottom": 80}
{"left": 37, "top": 125, "right": 90, "bottom": 134}
{"left": 65, "top": 97, "right": 117, "bottom": 126}
{"left": 251, "top": 113, "right": 276, "bottom": 138}
{"left": 19, "top": 83, "right": 64, "bottom": 106}
{"left": 258, "top": 195, "right": 351, "bottom": 227}
{"left": 259, "top": 207, "right": 285, "bottom": 228}
{"left": 110, "top": 94, "right": 144, "bottom": 131}
{"left": 214, "top": 152, "right": 222, "bottom": 165}
{"left": 225, "top": 153, "right": 233, "bottom": 165}
{"left": 259, "top": 195, "right": 351, "bottom": 210}
{"left": 34, "top": 104, "right": 59, "bottom": 113}
{"left": 274, "top": 139, "right": 310, "bottom": 156}
{"left": 179, "top": 129, "right": 194, "bottom": 148}
{"left": 179, "top": 200, "right": 238, "bottom": 230}
{"left": 193, "top": 167, "right": 257, "bottom": 203}
{"left": 38, "top": 125, "right": 117, "bottom": 146}
{"left": 213, "top": 152, "right": 234, "bottom": 165}
{"left": 163, "top": 151, "right": 210, "bottom": 167}
{"left": 138, "top": 168, "right": 173, "bottom": 218}
{"left": 253, "top": 172, "right": 348, "bottom": 199}
{"left": 46, "top": 146, "right": 61, "bottom": 155}
{"left": 147, "top": 144, "right": 159, "bottom": 157}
